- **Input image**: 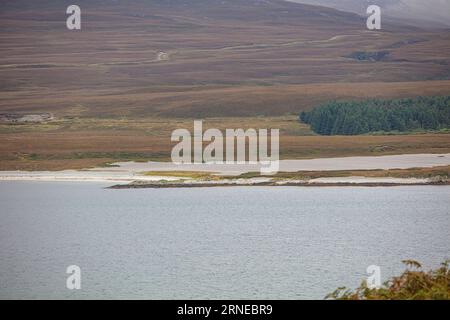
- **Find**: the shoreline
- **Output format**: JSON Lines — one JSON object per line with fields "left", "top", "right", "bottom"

{"left": 1, "top": 153, "right": 449, "bottom": 187}
{"left": 108, "top": 181, "right": 450, "bottom": 189}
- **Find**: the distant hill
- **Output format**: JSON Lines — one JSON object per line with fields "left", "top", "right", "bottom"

{"left": 0, "top": 0, "right": 449, "bottom": 117}
{"left": 0, "top": 0, "right": 363, "bottom": 25}
{"left": 287, "top": 0, "right": 450, "bottom": 27}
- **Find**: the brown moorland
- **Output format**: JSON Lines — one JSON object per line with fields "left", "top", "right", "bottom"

{"left": 1, "top": 0, "right": 450, "bottom": 170}
{"left": 1, "top": 116, "right": 450, "bottom": 170}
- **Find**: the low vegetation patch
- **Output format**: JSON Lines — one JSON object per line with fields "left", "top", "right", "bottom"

{"left": 229, "top": 166, "right": 450, "bottom": 181}
{"left": 346, "top": 51, "right": 390, "bottom": 62}
{"left": 327, "top": 260, "right": 450, "bottom": 300}
{"left": 143, "top": 171, "right": 219, "bottom": 180}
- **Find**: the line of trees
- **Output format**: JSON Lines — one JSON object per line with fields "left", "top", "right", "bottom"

{"left": 300, "top": 96, "right": 450, "bottom": 135}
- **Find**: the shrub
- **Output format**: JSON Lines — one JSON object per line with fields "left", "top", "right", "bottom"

{"left": 326, "top": 260, "right": 450, "bottom": 300}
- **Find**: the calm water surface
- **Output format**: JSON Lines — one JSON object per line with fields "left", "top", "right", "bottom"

{"left": 0, "top": 182, "right": 449, "bottom": 299}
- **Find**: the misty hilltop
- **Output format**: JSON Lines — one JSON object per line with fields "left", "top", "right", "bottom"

{"left": 287, "top": 0, "right": 450, "bottom": 27}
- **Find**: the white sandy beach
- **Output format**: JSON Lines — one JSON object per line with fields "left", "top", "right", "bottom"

{"left": 0, "top": 153, "right": 449, "bottom": 185}
{"left": 100, "top": 153, "right": 450, "bottom": 175}
{"left": 0, "top": 171, "right": 180, "bottom": 183}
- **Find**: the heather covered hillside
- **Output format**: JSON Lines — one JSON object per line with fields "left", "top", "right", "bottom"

{"left": 1, "top": 0, "right": 450, "bottom": 170}
{"left": 1, "top": 0, "right": 449, "bottom": 117}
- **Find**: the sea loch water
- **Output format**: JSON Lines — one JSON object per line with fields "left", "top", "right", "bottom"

{"left": 0, "top": 182, "right": 449, "bottom": 299}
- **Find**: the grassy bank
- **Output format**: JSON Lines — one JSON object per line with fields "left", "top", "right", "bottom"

{"left": 1, "top": 116, "right": 450, "bottom": 171}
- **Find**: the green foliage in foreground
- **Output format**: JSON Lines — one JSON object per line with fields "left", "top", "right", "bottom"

{"left": 300, "top": 96, "right": 450, "bottom": 135}
{"left": 327, "top": 260, "right": 450, "bottom": 300}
